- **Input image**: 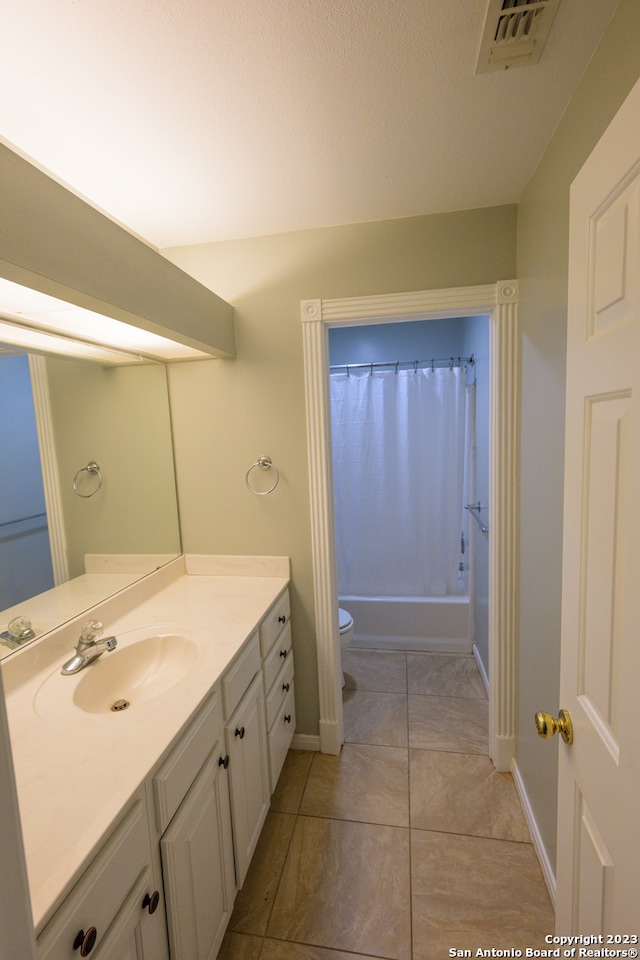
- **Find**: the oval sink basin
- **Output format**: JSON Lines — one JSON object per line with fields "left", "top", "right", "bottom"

{"left": 34, "top": 632, "right": 198, "bottom": 719}
{"left": 73, "top": 634, "right": 197, "bottom": 714}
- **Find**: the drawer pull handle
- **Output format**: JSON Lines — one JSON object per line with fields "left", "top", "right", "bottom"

{"left": 284, "top": 714, "right": 292, "bottom": 723}
{"left": 142, "top": 890, "right": 160, "bottom": 915}
{"left": 282, "top": 682, "right": 290, "bottom": 692}
{"left": 73, "top": 927, "right": 97, "bottom": 956}
{"left": 219, "top": 754, "right": 230, "bottom": 768}
{"left": 278, "top": 615, "right": 286, "bottom": 623}
{"left": 280, "top": 649, "right": 288, "bottom": 658}
{"left": 235, "top": 726, "right": 245, "bottom": 739}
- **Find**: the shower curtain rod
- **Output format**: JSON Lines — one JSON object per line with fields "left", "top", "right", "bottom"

{"left": 329, "top": 354, "right": 474, "bottom": 374}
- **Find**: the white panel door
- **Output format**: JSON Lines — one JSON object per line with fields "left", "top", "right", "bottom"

{"left": 557, "top": 75, "right": 640, "bottom": 934}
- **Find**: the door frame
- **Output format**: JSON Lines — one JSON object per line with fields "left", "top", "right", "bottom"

{"left": 301, "top": 280, "right": 519, "bottom": 768}
{"left": 28, "top": 354, "right": 69, "bottom": 586}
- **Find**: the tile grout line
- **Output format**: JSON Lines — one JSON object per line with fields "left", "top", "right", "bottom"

{"left": 262, "top": 754, "right": 316, "bottom": 941}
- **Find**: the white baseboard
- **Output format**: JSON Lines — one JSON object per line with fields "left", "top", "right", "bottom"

{"left": 472, "top": 643, "right": 489, "bottom": 697}
{"left": 351, "top": 635, "right": 472, "bottom": 654}
{"left": 511, "top": 758, "right": 557, "bottom": 911}
{"left": 291, "top": 733, "right": 321, "bottom": 751}
{"left": 491, "top": 734, "right": 514, "bottom": 772}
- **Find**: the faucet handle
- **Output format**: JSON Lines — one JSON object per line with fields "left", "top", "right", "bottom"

{"left": 7, "top": 616, "right": 35, "bottom": 641}
{"left": 79, "top": 619, "right": 103, "bottom": 642}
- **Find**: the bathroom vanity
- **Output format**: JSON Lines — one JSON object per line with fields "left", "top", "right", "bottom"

{"left": 1, "top": 555, "right": 295, "bottom": 960}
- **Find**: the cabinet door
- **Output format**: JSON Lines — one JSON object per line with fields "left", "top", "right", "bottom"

{"left": 160, "top": 748, "right": 236, "bottom": 960}
{"left": 267, "top": 682, "right": 296, "bottom": 793}
{"left": 37, "top": 793, "right": 159, "bottom": 960}
{"left": 91, "top": 868, "right": 167, "bottom": 960}
{"left": 225, "top": 672, "right": 270, "bottom": 888}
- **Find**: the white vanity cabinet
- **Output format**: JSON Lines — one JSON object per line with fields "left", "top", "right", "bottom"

{"left": 260, "top": 590, "right": 295, "bottom": 792}
{"left": 154, "top": 686, "right": 236, "bottom": 960}
{"left": 222, "top": 631, "right": 270, "bottom": 888}
{"left": 27, "top": 574, "right": 295, "bottom": 960}
{"left": 36, "top": 790, "right": 168, "bottom": 960}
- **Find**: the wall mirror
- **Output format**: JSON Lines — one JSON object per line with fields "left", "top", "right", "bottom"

{"left": 0, "top": 346, "right": 181, "bottom": 660}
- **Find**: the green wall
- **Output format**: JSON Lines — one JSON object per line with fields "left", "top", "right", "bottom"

{"left": 47, "top": 359, "right": 180, "bottom": 576}
{"left": 516, "top": 0, "right": 640, "bottom": 872}
{"left": 164, "top": 206, "right": 517, "bottom": 737}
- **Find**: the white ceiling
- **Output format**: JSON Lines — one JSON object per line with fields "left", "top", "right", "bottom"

{"left": 2, "top": 0, "right": 619, "bottom": 249}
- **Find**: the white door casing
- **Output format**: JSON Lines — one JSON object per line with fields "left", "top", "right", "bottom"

{"left": 557, "top": 76, "right": 640, "bottom": 933}
{"left": 301, "top": 281, "right": 519, "bottom": 769}
{"left": 28, "top": 354, "right": 69, "bottom": 586}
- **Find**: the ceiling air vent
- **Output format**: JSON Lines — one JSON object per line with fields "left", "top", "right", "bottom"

{"left": 476, "top": 0, "right": 560, "bottom": 73}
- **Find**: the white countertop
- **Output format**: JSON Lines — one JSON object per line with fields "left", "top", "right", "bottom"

{"left": 2, "top": 555, "right": 290, "bottom": 932}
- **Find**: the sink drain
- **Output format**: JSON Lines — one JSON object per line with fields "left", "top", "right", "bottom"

{"left": 111, "top": 699, "right": 130, "bottom": 712}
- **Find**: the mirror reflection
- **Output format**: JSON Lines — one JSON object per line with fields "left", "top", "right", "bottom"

{"left": 0, "top": 348, "right": 181, "bottom": 659}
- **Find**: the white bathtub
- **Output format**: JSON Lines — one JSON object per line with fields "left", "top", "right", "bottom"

{"left": 339, "top": 594, "right": 471, "bottom": 653}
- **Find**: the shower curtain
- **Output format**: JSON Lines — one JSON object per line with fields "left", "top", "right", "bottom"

{"left": 331, "top": 365, "right": 469, "bottom": 598}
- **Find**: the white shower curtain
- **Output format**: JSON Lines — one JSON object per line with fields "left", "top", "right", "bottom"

{"left": 331, "top": 365, "right": 468, "bottom": 598}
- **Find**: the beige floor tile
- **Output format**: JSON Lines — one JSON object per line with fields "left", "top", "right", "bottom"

{"left": 216, "top": 931, "right": 263, "bottom": 960}
{"left": 411, "top": 830, "right": 555, "bottom": 958}
{"left": 342, "top": 648, "right": 407, "bottom": 692}
{"left": 410, "top": 750, "right": 530, "bottom": 842}
{"left": 270, "top": 749, "right": 314, "bottom": 814}
{"left": 261, "top": 940, "right": 389, "bottom": 959}
{"left": 267, "top": 816, "right": 411, "bottom": 960}
{"left": 407, "top": 653, "right": 486, "bottom": 699}
{"left": 342, "top": 689, "right": 408, "bottom": 746}
{"left": 408, "top": 694, "right": 488, "bottom": 754}
{"left": 300, "top": 742, "right": 409, "bottom": 826}
{"left": 229, "top": 812, "right": 296, "bottom": 935}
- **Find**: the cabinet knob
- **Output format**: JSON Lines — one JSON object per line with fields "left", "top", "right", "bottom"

{"left": 280, "top": 649, "right": 288, "bottom": 658}
{"left": 235, "top": 726, "right": 245, "bottom": 739}
{"left": 142, "top": 890, "right": 160, "bottom": 915}
{"left": 282, "top": 682, "right": 290, "bottom": 692}
{"left": 278, "top": 615, "right": 286, "bottom": 623}
{"left": 219, "top": 754, "right": 230, "bottom": 768}
{"left": 73, "top": 927, "right": 97, "bottom": 956}
{"left": 284, "top": 714, "right": 292, "bottom": 723}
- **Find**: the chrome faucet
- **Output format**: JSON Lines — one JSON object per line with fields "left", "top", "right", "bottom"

{"left": 61, "top": 619, "right": 117, "bottom": 675}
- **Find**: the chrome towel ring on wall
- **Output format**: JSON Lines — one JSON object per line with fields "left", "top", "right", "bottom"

{"left": 73, "top": 461, "right": 103, "bottom": 498}
{"left": 245, "top": 456, "right": 279, "bottom": 496}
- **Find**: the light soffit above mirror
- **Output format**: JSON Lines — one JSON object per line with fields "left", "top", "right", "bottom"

{"left": 0, "top": 278, "right": 212, "bottom": 363}
{"left": 0, "top": 142, "right": 236, "bottom": 361}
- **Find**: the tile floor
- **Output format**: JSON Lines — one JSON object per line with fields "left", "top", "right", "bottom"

{"left": 218, "top": 650, "right": 554, "bottom": 960}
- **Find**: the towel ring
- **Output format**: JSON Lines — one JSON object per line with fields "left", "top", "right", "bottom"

{"left": 245, "top": 456, "right": 279, "bottom": 496}
{"left": 73, "top": 461, "right": 103, "bottom": 498}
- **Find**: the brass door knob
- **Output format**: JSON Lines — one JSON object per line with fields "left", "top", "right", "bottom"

{"left": 535, "top": 709, "right": 573, "bottom": 744}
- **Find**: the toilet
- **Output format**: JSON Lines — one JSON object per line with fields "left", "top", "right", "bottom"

{"left": 338, "top": 607, "right": 354, "bottom": 688}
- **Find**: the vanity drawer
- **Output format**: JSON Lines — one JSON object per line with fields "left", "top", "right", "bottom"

{"left": 265, "top": 651, "right": 294, "bottom": 730}
{"left": 262, "top": 621, "right": 292, "bottom": 695}
{"left": 267, "top": 683, "right": 296, "bottom": 792}
{"left": 37, "top": 791, "right": 149, "bottom": 960}
{"left": 222, "top": 630, "right": 260, "bottom": 719}
{"left": 259, "top": 590, "right": 290, "bottom": 657}
{"left": 153, "top": 687, "right": 223, "bottom": 833}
